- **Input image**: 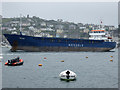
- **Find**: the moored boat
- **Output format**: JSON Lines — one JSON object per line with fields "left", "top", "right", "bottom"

{"left": 3, "top": 31, "right": 116, "bottom": 52}
{"left": 3, "top": 19, "right": 116, "bottom": 52}
{"left": 5, "top": 57, "right": 24, "bottom": 66}
{"left": 59, "top": 70, "right": 77, "bottom": 81}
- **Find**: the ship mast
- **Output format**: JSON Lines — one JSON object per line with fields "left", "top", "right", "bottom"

{"left": 101, "top": 20, "right": 103, "bottom": 29}
{"left": 20, "top": 14, "right": 22, "bottom": 35}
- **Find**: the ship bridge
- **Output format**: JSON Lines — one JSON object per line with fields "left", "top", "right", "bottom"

{"left": 89, "top": 29, "right": 110, "bottom": 41}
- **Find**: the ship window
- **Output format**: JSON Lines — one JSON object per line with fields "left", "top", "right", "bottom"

{"left": 102, "top": 35, "right": 105, "bottom": 37}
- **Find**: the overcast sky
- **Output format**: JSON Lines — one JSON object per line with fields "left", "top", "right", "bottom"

{"left": 2, "top": 2, "right": 118, "bottom": 27}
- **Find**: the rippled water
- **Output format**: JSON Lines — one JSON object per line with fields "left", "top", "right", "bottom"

{"left": 2, "top": 47, "right": 118, "bottom": 88}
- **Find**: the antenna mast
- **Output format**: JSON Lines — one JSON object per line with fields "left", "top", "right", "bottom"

{"left": 20, "top": 14, "right": 22, "bottom": 35}
{"left": 101, "top": 20, "right": 103, "bottom": 29}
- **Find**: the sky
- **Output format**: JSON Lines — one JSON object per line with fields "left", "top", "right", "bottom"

{"left": 2, "top": 2, "right": 118, "bottom": 27}
{"left": 119, "top": 1, "right": 120, "bottom": 25}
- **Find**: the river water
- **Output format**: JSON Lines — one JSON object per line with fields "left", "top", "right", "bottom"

{"left": 2, "top": 47, "right": 118, "bottom": 88}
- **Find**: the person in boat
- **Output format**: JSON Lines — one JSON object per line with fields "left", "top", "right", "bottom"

{"left": 13, "top": 56, "right": 19, "bottom": 62}
{"left": 11, "top": 59, "right": 15, "bottom": 63}
{"left": 66, "top": 70, "right": 70, "bottom": 79}
{"left": 8, "top": 59, "right": 13, "bottom": 63}
{"left": 8, "top": 56, "right": 20, "bottom": 63}
{"left": 16, "top": 56, "right": 19, "bottom": 62}
{"left": 8, "top": 60, "right": 10, "bottom": 63}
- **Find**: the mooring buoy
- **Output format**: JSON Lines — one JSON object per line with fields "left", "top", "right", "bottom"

{"left": 110, "top": 60, "right": 113, "bottom": 62}
{"left": 38, "top": 64, "right": 42, "bottom": 66}
{"left": 111, "top": 56, "right": 113, "bottom": 58}
{"left": 44, "top": 57, "right": 47, "bottom": 59}
{"left": 61, "top": 60, "right": 64, "bottom": 62}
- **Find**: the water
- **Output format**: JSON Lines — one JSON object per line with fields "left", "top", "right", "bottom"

{"left": 2, "top": 47, "right": 118, "bottom": 88}
{"left": 0, "top": 47, "right": 2, "bottom": 90}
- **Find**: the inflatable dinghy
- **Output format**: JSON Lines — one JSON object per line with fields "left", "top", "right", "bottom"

{"left": 59, "top": 70, "right": 76, "bottom": 81}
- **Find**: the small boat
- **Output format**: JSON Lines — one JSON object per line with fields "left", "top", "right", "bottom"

{"left": 59, "top": 70, "right": 77, "bottom": 81}
{"left": 5, "top": 57, "right": 24, "bottom": 66}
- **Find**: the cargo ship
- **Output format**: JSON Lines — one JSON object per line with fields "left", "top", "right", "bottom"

{"left": 3, "top": 28, "right": 116, "bottom": 52}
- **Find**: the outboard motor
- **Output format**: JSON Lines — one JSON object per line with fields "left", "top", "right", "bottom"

{"left": 66, "top": 71, "right": 70, "bottom": 79}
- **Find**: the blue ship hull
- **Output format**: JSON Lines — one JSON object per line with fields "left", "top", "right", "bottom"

{"left": 4, "top": 34, "right": 116, "bottom": 52}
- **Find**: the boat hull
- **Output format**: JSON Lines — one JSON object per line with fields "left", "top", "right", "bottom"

{"left": 10, "top": 46, "right": 113, "bottom": 52}
{"left": 4, "top": 34, "right": 116, "bottom": 52}
{"left": 4, "top": 59, "right": 24, "bottom": 66}
{"left": 5, "top": 62, "right": 23, "bottom": 66}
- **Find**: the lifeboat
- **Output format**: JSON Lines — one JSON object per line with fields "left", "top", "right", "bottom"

{"left": 59, "top": 70, "right": 77, "bottom": 81}
{"left": 5, "top": 57, "right": 24, "bottom": 66}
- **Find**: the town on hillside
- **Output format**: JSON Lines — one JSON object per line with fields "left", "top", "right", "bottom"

{"left": 0, "top": 15, "right": 119, "bottom": 46}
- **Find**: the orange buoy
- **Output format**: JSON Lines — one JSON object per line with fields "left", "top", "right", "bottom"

{"left": 110, "top": 60, "right": 113, "bottom": 62}
{"left": 44, "top": 57, "right": 47, "bottom": 59}
{"left": 61, "top": 60, "right": 64, "bottom": 62}
{"left": 111, "top": 56, "right": 113, "bottom": 58}
{"left": 38, "top": 64, "right": 42, "bottom": 66}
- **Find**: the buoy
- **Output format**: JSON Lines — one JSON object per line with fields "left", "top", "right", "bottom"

{"left": 61, "top": 60, "right": 64, "bottom": 62}
{"left": 44, "top": 57, "right": 47, "bottom": 59}
{"left": 38, "top": 64, "right": 42, "bottom": 66}
{"left": 110, "top": 60, "right": 113, "bottom": 62}
{"left": 111, "top": 56, "right": 113, "bottom": 58}
{"left": 86, "top": 56, "right": 88, "bottom": 58}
